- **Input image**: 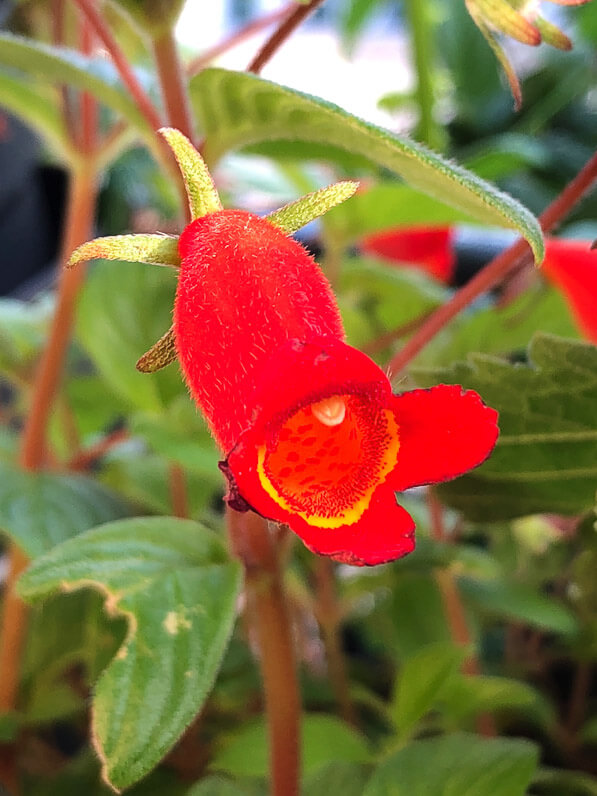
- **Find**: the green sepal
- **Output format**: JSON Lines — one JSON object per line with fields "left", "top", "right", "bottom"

{"left": 159, "top": 127, "right": 222, "bottom": 221}
{"left": 68, "top": 234, "right": 181, "bottom": 269}
{"left": 266, "top": 181, "right": 359, "bottom": 234}
{"left": 136, "top": 326, "right": 177, "bottom": 373}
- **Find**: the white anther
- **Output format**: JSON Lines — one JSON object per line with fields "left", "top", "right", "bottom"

{"left": 311, "top": 396, "right": 346, "bottom": 427}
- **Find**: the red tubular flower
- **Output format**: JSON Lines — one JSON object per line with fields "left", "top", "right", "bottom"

{"left": 174, "top": 209, "right": 344, "bottom": 451}
{"left": 70, "top": 130, "right": 500, "bottom": 566}
{"left": 541, "top": 239, "right": 597, "bottom": 344}
{"left": 173, "top": 211, "right": 498, "bottom": 565}
{"left": 221, "top": 337, "right": 498, "bottom": 565}
{"left": 360, "top": 226, "right": 456, "bottom": 283}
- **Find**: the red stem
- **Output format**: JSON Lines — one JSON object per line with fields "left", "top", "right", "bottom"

{"left": 169, "top": 463, "right": 190, "bottom": 518}
{"left": 72, "top": 0, "right": 164, "bottom": 133}
{"left": 187, "top": 3, "right": 296, "bottom": 76}
{"left": 228, "top": 510, "right": 300, "bottom": 796}
{"left": 247, "top": 0, "right": 327, "bottom": 74}
{"left": 428, "top": 491, "right": 496, "bottom": 736}
{"left": 313, "top": 558, "right": 357, "bottom": 726}
{"left": 387, "top": 151, "right": 597, "bottom": 378}
{"left": 152, "top": 28, "right": 196, "bottom": 144}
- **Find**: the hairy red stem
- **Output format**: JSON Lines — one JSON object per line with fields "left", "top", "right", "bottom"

{"left": 153, "top": 28, "right": 196, "bottom": 144}
{"left": 228, "top": 510, "right": 300, "bottom": 796}
{"left": 73, "top": 0, "right": 164, "bottom": 133}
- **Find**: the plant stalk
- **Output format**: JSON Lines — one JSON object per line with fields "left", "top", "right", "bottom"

{"left": 228, "top": 510, "right": 300, "bottom": 796}
{"left": 313, "top": 558, "right": 356, "bottom": 725}
{"left": 403, "top": 0, "right": 443, "bottom": 150}
{"left": 153, "top": 27, "right": 196, "bottom": 144}
{"left": 247, "top": 0, "right": 327, "bottom": 74}
{"left": 387, "top": 151, "right": 597, "bottom": 378}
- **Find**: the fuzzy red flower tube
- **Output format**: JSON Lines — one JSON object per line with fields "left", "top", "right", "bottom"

{"left": 69, "top": 129, "right": 500, "bottom": 566}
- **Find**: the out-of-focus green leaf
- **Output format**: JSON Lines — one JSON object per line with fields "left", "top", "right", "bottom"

{"left": 101, "top": 448, "right": 218, "bottom": 516}
{"left": 76, "top": 260, "right": 182, "bottom": 412}
{"left": 0, "top": 34, "right": 157, "bottom": 156}
{"left": 130, "top": 395, "right": 220, "bottom": 480}
{"left": 441, "top": 675, "right": 555, "bottom": 728}
{"left": 532, "top": 767, "right": 597, "bottom": 796}
{"left": 416, "top": 286, "right": 577, "bottom": 368}
{"left": 185, "top": 777, "right": 266, "bottom": 796}
{"left": 368, "top": 573, "right": 452, "bottom": 658}
{"left": 19, "top": 517, "right": 242, "bottom": 792}
{"left": 211, "top": 715, "right": 371, "bottom": 779}
{"left": 0, "top": 296, "right": 54, "bottom": 379}
{"left": 0, "top": 73, "right": 71, "bottom": 161}
{"left": 0, "top": 461, "right": 129, "bottom": 558}
{"left": 459, "top": 576, "right": 578, "bottom": 635}
{"left": 389, "top": 642, "right": 466, "bottom": 741}
{"left": 191, "top": 69, "right": 544, "bottom": 262}
{"left": 303, "top": 762, "right": 370, "bottom": 796}
{"left": 363, "top": 733, "right": 539, "bottom": 796}
{"left": 412, "top": 334, "right": 597, "bottom": 520}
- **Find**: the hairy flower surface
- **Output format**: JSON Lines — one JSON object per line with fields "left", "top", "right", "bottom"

{"left": 69, "top": 129, "right": 500, "bottom": 566}
{"left": 174, "top": 213, "right": 498, "bottom": 565}
{"left": 361, "top": 225, "right": 597, "bottom": 344}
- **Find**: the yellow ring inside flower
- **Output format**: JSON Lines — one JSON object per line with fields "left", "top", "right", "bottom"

{"left": 256, "top": 394, "right": 400, "bottom": 528}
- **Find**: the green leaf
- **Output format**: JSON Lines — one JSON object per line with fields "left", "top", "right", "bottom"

{"left": 191, "top": 69, "right": 544, "bottom": 262}
{"left": 185, "top": 777, "right": 266, "bottom": 796}
{"left": 412, "top": 334, "right": 597, "bottom": 520}
{"left": 19, "top": 517, "right": 242, "bottom": 791}
{"left": 160, "top": 127, "right": 222, "bottom": 220}
{"left": 0, "top": 34, "right": 156, "bottom": 154}
{"left": 373, "top": 572, "right": 452, "bottom": 658}
{"left": 130, "top": 395, "right": 220, "bottom": 480}
{"left": 0, "top": 461, "right": 129, "bottom": 558}
{"left": 266, "top": 181, "right": 358, "bottom": 234}
{"left": 0, "top": 72, "right": 71, "bottom": 161}
{"left": 415, "top": 286, "right": 578, "bottom": 368}
{"left": 364, "top": 733, "right": 539, "bottom": 796}
{"left": 459, "top": 576, "right": 578, "bottom": 635}
{"left": 440, "top": 675, "right": 555, "bottom": 728}
{"left": 390, "top": 642, "right": 466, "bottom": 741}
{"left": 211, "top": 714, "right": 371, "bottom": 779}
{"left": 303, "top": 762, "right": 369, "bottom": 796}
{"left": 68, "top": 234, "right": 180, "bottom": 270}
{"left": 101, "top": 450, "right": 217, "bottom": 516}
{"left": 532, "top": 767, "right": 597, "bottom": 796}
{"left": 0, "top": 296, "right": 54, "bottom": 379}
{"left": 76, "top": 260, "right": 182, "bottom": 411}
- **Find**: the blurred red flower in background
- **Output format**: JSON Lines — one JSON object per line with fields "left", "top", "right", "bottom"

{"left": 361, "top": 226, "right": 597, "bottom": 344}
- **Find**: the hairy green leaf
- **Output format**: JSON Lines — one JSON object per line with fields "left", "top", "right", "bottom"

{"left": 0, "top": 461, "right": 129, "bottom": 558}
{"left": 211, "top": 715, "right": 370, "bottom": 779}
{"left": 19, "top": 517, "right": 242, "bottom": 791}
{"left": 364, "top": 733, "right": 538, "bottom": 795}
{"left": 191, "top": 69, "right": 544, "bottom": 261}
{"left": 412, "top": 334, "right": 597, "bottom": 520}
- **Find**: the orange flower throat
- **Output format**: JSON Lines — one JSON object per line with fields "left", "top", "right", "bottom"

{"left": 257, "top": 395, "right": 400, "bottom": 528}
